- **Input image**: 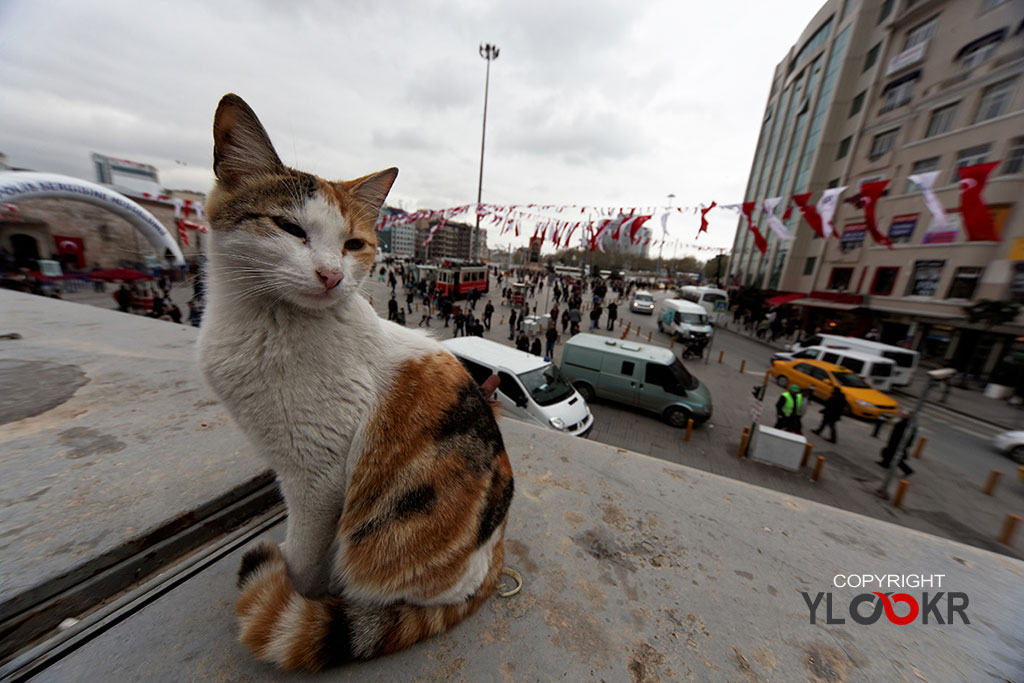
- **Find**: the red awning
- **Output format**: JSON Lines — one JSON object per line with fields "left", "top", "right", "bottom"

{"left": 764, "top": 293, "right": 805, "bottom": 307}
{"left": 89, "top": 268, "right": 156, "bottom": 282}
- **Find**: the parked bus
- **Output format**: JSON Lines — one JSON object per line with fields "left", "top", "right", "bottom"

{"left": 435, "top": 264, "right": 488, "bottom": 300}
{"left": 678, "top": 285, "right": 729, "bottom": 322}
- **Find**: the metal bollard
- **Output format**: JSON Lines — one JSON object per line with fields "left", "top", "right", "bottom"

{"left": 636, "top": 326, "right": 641, "bottom": 337}
{"left": 739, "top": 359, "right": 746, "bottom": 373}
{"left": 912, "top": 436, "right": 927, "bottom": 459}
{"left": 1000, "top": 513, "right": 1021, "bottom": 545}
{"left": 982, "top": 470, "right": 1002, "bottom": 495}
{"left": 670, "top": 337, "right": 675, "bottom": 349}
{"left": 648, "top": 331, "right": 652, "bottom": 342}
{"left": 718, "top": 350, "right": 724, "bottom": 364}
{"left": 685, "top": 418, "right": 694, "bottom": 442}
{"left": 811, "top": 455, "right": 825, "bottom": 482}
{"left": 738, "top": 427, "right": 750, "bottom": 459}
{"left": 800, "top": 442, "right": 812, "bottom": 468}
{"left": 893, "top": 479, "right": 909, "bottom": 508}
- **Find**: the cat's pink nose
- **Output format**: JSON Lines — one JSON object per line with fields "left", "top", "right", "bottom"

{"left": 316, "top": 269, "right": 344, "bottom": 290}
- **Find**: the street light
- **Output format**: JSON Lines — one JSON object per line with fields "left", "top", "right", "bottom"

{"left": 474, "top": 43, "right": 499, "bottom": 263}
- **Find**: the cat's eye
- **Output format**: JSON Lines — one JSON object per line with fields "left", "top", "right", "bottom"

{"left": 272, "top": 216, "right": 308, "bottom": 241}
{"left": 344, "top": 238, "right": 366, "bottom": 251}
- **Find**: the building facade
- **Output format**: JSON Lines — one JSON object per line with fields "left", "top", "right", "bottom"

{"left": 412, "top": 219, "right": 484, "bottom": 262}
{"left": 728, "top": 0, "right": 1024, "bottom": 380}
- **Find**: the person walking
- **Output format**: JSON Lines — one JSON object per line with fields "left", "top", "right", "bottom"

{"left": 812, "top": 386, "right": 845, "bottom": 443}
{"left": 515, "top": 331, "right": 530, "bottom": 352}
{"left": 606, "top": 301, "right": 617, "bottom": 330}
{"left": 878, "top": 411, "right": 915, "bottom": 475}
{"left": 774, "top": 384, "right": 803, "bottom": 433}
{"left": 406, "top": 290, "right": 414, "bottom": 313}
{"left": 589, "top": 306, "right": 600, "bottom": 331}
{"left": 387, "top": 294, "right": 399, "bottom": 321}
{"left": 453, "top": 308, "right": 466, "bottom": 337}
{"left": 530, "top": 336, "right": 542, "bottom": 356}
{"left": 115, "top": 284, "right": 132, "bottom": 313}
{"left": 508, "top": 308, "right": 518, "bottom": 340}
{"left": 545, "top": 322, "right": 558, "bottom": 359}
{"left": 483, "top": 300, "right": 494, "bottom": 331}
{"left": 561, "top": 309, "right": 570, "bottom": 334}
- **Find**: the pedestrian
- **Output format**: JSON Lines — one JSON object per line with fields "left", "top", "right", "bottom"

{"left": 561, "top": 309, "right": 570, "bottom": 333}
{"left": 530, "top": 336, "right": 542, "bottom": 356}
{"left": 470, "top": 288, "right": 480, "bottom": 310}
{"left": 589, "top": 306, "right": 600, "bottom": 331}
{"left": 812, "top": 385, "right": 845, "bottom": 443}
{"left": 387, "top": 294, "right": 398, "bottom": 321}
{"left": 441, "top": 296, "right": 452, "bottom": 327}
{"left": 516, "top": 331, "right": 530, "bottom": 352}
{"left": 508, "top": 308, "right": 517, "bottom": 340}
{"left": 115, "top": 284, "right": 132, "bottom": 313}
{"left": 406, "top": 290, "right": 414, "bottom": 313}
{"left": 545, "top": 322, "right": 558, "bottom": 359}
{"left": 569, "top": 306, "right": 581, "bottom": 330}
{"left": 774, "top": 383, "right": 803, "bottom": 433}
{"left": 453, "top": 308, "right": 466, "bottom": 337}
{"left": 484, "top": 299, "right": 494, "bottom": 330}
{"left": 878, "top": 411, "right": 915, "bottom": 475}
{"left": 606, "top": 301, "right": 617, "bottom": 330}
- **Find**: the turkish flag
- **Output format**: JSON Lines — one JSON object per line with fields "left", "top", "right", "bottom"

{"left": 697, "top": 202, "right": 716, "bottom": 238}
{"left": 791, "top": 193, "right": 825, "bottom": 239}
{"left": 741, "top": 201, "right": 767, "bottom": 254}
{"left": 177, "top": 219, "right": 190, "bottom": 247}
{"left": 859, "top": 180, "right": 892, "bottom": 248}
{"left": 628, "top": 215, "right": 651, "bottom": 244}
{"left": 53, "top": 235, "right": 85, "bottom": 268}
{"left": 958, "top": 162, "right": 1001, "bottom": 242}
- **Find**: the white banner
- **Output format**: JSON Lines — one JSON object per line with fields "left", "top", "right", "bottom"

{"left": 816, "top": 186, "right": 846, "bottom": 240}
{"left": 762, "top": 196, "right": 793, "bottom": 240}
{"left": 908, "top": 170, "right": 947, "bottom": 232}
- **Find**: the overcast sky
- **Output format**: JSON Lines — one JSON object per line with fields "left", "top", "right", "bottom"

{"left": 0, "top": 0, "right": 826, "bottom": 257}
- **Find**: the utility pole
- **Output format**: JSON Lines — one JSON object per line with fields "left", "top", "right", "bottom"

{"left": 474, "top": 43, "right": 499, "bottom": 263}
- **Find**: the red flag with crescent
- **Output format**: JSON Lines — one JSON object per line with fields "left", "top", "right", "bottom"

{"left": 697, "top": 202, "right": 716, "bottom": 238}
{"left": 958, "top": 162, "right": 1000, "bottom": 242}
{"left": 791, "top": 192, "right": 825, "bottom": 239}
{"left": 858, "top": 180, "right": 892, "bottom": 248}
{"left": 741, "top": 201, "right": 767, "bottom": 254}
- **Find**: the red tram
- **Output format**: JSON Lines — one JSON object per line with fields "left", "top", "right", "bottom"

{"left": 435, "top": 263, "right": 489, "bottom": 300}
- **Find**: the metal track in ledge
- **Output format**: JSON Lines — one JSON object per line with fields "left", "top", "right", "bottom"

{"left": 0, "top": 478, "right": 282, "bottom": 679}
{"left": 0, "top": 505, "right": 285, "bottom": 682}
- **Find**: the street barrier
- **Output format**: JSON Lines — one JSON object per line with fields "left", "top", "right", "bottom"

{"left": 811, "top": 456, "right": 825, "bottom": 482}
{"left": 800, "top": 442, "right": 813, "bottom": 468}
{"left": 912, "top": 436, "right": 927, "bottom": 459}
{"left": 739, "top": 359, "right": 746, "bottom": 373}
{"left": 738, "top": 427, "right": 750, "bottom": 459}
{"left": 685, "top": 418, "right": 693, "bottom": 442}
{"left": 1000, "top": 513, "right": 1021, "bottom": 545}
{"left": 893, "top": 479, "right": 909, "bottom": 508}
{"left": 982, "top": 470, "right": 1002, "bottom": 495}
{"left": 718, "top": 350, "right": 724, "bottom": 364}
{"left": 648, "top": 331, "right": 652, "bottom": 342}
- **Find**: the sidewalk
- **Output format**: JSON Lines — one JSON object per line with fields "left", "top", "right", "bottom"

{"left": 715, "top": 317, "right": 1023, "bottom": 432}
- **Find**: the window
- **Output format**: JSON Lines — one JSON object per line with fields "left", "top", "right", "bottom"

{"left": 869, "top": 129, "right": 899, "bottom": 159}
{"left": 864, "top": 42, "right": 880, "bottom": 71}
{"left": 960, "top": 40, "right": 999, "bottom": 69}
{"left": 821, "top": 353, "right": 841, "bottom": 365}
{"left": 952, "top": 144, "right": 992, "bottom": 182}
{"left": 827, "top": 177, "right": 840, "bottom": 188}
{"left": 794, "top": 362, "right": 817, "bottom": 377}
{"left": 1004, "top": 137, "right": 1024, "bottom": 174}
{"left": 878, "top": 0, "right": 894, "bottom": 23}
{"left": 907, "top": 157, "right": 940, "bottom": 191}
{"left": 906, "top": 259, "right": 945, "bottom": 296}
{"left": 975, "top": 78, "right": 1016, "bottom": 123}
{"left": 881, "top": 77, "right": 917, "bottom": 113}
{"left": 925, "top": 103, "right": 958, "bottom": 137}
{"left": 829, "top": 267, "right": 854, "bottom": 290}
{"left": 497, "top": 372, "right": 526, "bottom": 405}
{"left": 619, "top": 361, "right": 635, "bottom": 376}
{"left": 645, "top": 363, "right": 684, "bottom": 396}
{"left": 840, "top": 225, "right": 865, "bottom": 252}
{"left": 808, "top": 365, "right": 831, "bottom": 382}
{"left": 842, "top": 357, "right": 865, "bottom": 374}
{"left": 946, "top": 266, "right": 982, "bottom": 299}
{"left": 804, "top": 257, "right": 817, "bottom": 275}
{"left": 871, "top": 267, "right": 899, "bottom": 295}
{"left": 905, "top": 16, "right": 938, "bottom": 50}
{"left": 888, "top": 214, "right": 918, "bottom": 243}
{"left": 849, "top": 91, "right": 865, "bottom": 117}
{"left": 836, "top": 136, "right": 852, "bottom": 160}
{"left": 794, "top": 349, "right": 819, "bottom": 359}
{"left": 458, "top": 358, "right": 493, "bottom": 386}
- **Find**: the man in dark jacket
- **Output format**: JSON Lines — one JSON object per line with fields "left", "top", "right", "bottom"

{"left": 545, "top": 322, "right": 558, "bottom": 359}
{"left": 387, "top": 294, "right": 399, "bottom": 321}
{"left": 606, "top": 301, "right": 618, "bottom": 330}
{"left": 508, "top": 308, "right": 518, "bottom": 340}
{"left": 483, "top": 300, "right": 494, "bottom": 330}
{"left": 812, "top": 386, "right": 846, "bottom": 443}
{"left": 878, "top": 411, "right": 915, "bottom": 475}
{"left": 516, "top": 331, "right": 530, "bottom": 352}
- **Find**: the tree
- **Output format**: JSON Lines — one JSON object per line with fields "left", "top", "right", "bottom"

{"left": 964, "top": 299, "right": 1021, "bottom": 329}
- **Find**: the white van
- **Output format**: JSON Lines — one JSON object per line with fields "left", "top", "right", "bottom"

{"left": 678, "top": 286, "right": 729, "bottom": 322}
{"left": 773, "top": 345, "right": 897, "bottom": 392}
{"left": 442, "top": 337, "right": 594, "bottom": 437}
{"left": 656, "top": 299, "right": 712, "bottom": 342}
{"left": 789, "top": 334, "right": 919, "bottom": 387}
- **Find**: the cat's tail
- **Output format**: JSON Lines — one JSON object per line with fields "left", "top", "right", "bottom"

{"left": 233, "top": 541, "right": 502, "bottom": 672}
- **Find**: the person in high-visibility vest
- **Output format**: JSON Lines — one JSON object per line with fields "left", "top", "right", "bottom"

{"left": 774, "top": 384, "right": 803, "bottom": 433}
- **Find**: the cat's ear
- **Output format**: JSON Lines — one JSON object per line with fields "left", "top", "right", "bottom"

{"left": 343, "top": 167, "right": 399, "bottom": 212}
{"left": 212, "top": 94, "right": 284, "bottom": 186}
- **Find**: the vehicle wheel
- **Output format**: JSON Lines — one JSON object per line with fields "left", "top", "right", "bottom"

{"left": 1009, "top": 445, "right": 1024, "bottom": 464}
{"left": 664, "top": 406, "right": 691, "bottom": 429}
{"left": 574, "top": 382, "right": 595, "bottom": 402}
{"left": 776, "top": 375, "right": 789, "bottom": 388}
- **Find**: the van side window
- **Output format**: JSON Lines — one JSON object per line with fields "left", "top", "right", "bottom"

{"left": 822, "top": 352, "right": 840, "bottom": 364}
{"left": 497, "top": 372, "right": 526, "bottom": 405}
{"left": 620, "top": 361, "right": 635, "bottom": 376}
{"left": 645, "top": 363, "right": 681, "bottom": 395}
{"left": 842, "top": 358, "right": 864, "bottom": 373}
{"left": 457, "top": 357, "right": 493, "bottom": 386}
{"left": 794, "top": 349, "right": 817, "bottom": 359}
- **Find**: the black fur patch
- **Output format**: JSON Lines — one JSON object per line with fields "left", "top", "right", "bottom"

{"left": 237, "top": 543, "right": 276, "bottom": 588}
{"left": 477, "top": 470, "right": 514, "bottom": 547}
{"left": 436, "top": 382, "right": 505, "bottom": 473}
{"left": 322, "top": 602, "right": 356, "bottom": 666}
{"left": 393, "top": 484, "right": 437, "bottom": 519}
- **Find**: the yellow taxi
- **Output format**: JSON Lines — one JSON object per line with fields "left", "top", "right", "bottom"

{"left": 768, "top": 359, "right": 899, "bottom": 420}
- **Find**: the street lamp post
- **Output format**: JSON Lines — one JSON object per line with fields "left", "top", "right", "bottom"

{"left": 474, "top": 43, "right": 499, "bottom": 263}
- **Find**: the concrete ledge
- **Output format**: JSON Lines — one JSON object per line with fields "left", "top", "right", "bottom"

{"left": 33, "top": 418, "right": 1024, "bottom": 681}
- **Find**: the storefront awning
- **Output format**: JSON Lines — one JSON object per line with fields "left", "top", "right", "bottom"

{"left": 790, "top": 297, "right": 862, "bottom": 311}
{"left": 764, "top": 293, "right": 805, "bottom": 307}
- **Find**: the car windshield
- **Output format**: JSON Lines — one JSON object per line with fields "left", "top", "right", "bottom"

{"left": 702, "top": 293, "right": 727, "bottom": 304}
{"left": 518, "top": 364, "right": 575, "bottom": 406}
{"left": 636, "top": 294, "right": 653, "bottom": 302}
{"left": 671, "top": 358, "right": 700, "bottom": 391}
{"left": 833, "top": 371, "right": 869, "bottom": 388}
{"left": 676, "top": 312, "right": 708, "bottom": 325}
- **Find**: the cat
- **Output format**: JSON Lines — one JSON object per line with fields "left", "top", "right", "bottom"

{"left": 197, "top": 94, "right": 514, "bottom": 671}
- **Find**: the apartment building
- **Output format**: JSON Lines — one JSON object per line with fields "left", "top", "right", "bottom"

{"left": 728, "top": 0, "right": 1023, "bottom": 379}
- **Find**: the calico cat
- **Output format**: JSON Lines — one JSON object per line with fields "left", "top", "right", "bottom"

{"left": 197, "top": 94, "right": 514, "bottom": 671}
